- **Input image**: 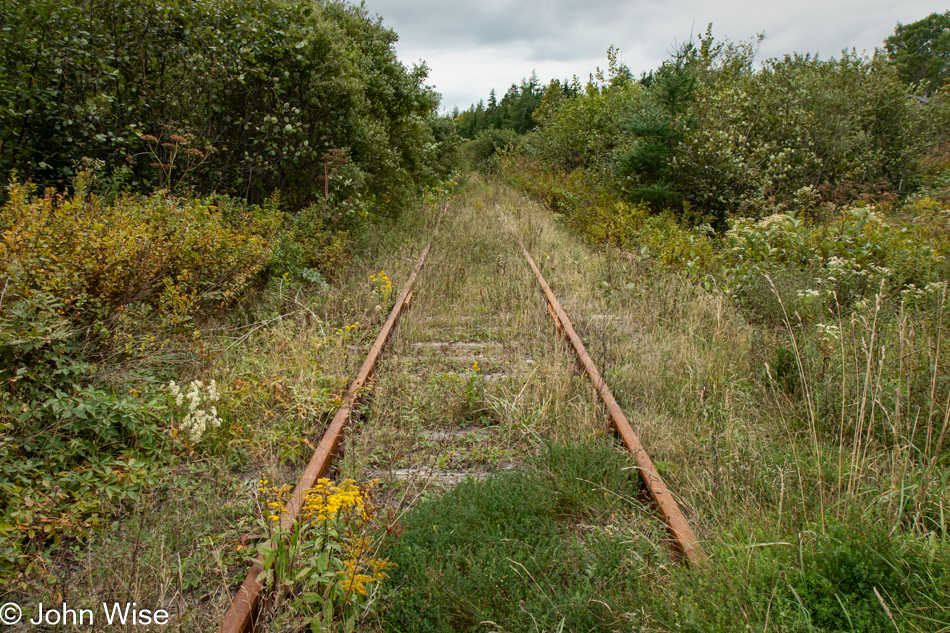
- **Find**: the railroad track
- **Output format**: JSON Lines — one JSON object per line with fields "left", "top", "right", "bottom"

{"left": 219, "top": 211, "right": 704, "bottom": 633}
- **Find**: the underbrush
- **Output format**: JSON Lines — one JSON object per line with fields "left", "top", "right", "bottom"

{"left": 499, "top": 156, "right": 719, "bottom": 274}
{"left": 0, "top": 174, "right": 355, "bottom": 582}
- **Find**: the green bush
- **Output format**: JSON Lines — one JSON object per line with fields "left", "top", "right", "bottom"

{"left": 0, "top": 178, "right": 290, "bottom": 574}
{"left": 676, "top": 49, "right": 927, "bottom": 224}
{"left": 526, "top": 80, "right": 641, "bottom": 171}
{"left": 0, "top": 289, "right": 170, "bottom": 573}
{"left": 506, "top": 34, "right": 936, "bottom": 229}
{"left": 0, "top": 0, "right": 448, "bottom": 210}
{"left": 463, "top": 128, "right": 520, "bottom": 168}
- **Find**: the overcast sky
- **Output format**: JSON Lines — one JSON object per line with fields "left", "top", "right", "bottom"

{"left": 360, "top": 0, "right": 949, "bottom": 112}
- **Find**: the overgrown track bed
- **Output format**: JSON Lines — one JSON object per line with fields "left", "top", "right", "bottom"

{"left": 520, "top": 241, "right": 704, "bottom": 567}
{"left": 219, "top": 246, "right": 432, "bottom": 633}
{"left": 220, "top": 183, "right": 703, "bottom": 632}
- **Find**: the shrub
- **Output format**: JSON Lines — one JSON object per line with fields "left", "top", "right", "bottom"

{"left": 722, "top": 204, "right": 950, "bottom": 322}
{"left": 641, "top": 36, "right": 929, "bottom": 224}
{"left": 0, "top": 0, "right": 447, "bottom": 211}
{"left": 463, "top": 128, "right": 520, "bottom": 168}
{"left": 526, "top": 81, "right": 641, "bottom": 171}
{"left": 0, "top": 180, "right": 280, "bottom": 331}
{"left": 0, "top": 316, "right": 170, "bottom": 574}
{"left": 0, "top": 178, "right": 290, "bottom": 574}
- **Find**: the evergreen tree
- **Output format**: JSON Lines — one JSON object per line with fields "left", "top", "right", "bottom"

{"left": 456, "top": 71, "right": 571, "bottom": 139}
{"left": 617, "top": 44, "right": 697, "bottom": 209}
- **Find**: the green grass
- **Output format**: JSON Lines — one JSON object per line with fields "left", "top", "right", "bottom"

{"left": 379, "top": 443, "right": 671, "bottom": 633}
{"left": 379, "top": 444, "right": 950, "bottom": 633}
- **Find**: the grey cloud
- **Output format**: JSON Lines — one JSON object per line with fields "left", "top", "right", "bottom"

{"left": 361, "top": 0, "right": 950, "bottom": 110}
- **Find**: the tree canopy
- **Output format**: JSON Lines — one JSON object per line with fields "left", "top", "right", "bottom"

{"left": 0, "top": 0, "right": 453, "bottom": 211}
{"left": 885, "top": 11, "right": 950, "bottom": 91}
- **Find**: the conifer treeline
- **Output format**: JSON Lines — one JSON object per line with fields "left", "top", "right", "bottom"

{"left": 454, "top": 48, "right": 637, "bottom": 140}
{"left": 454, "top": 72, "right": 582, "bottom": 139}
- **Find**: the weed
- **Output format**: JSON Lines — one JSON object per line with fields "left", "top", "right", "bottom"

{"left": 255, "top": 479, "right": 393, "bottom": 632}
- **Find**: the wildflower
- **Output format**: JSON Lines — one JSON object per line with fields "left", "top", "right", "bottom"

{"left": 758, "top": 214, "right": 792, "bottom": 231}
{"left": 827, "top": 256, "right": 848, "bottom": 271}
{"left": 370, "top": 271, "right": 394, "bottom": 303}
{"left": 368, "top": 557, "right": 394, "bottom": 581}
{"left": 816, "top": 323, "right": 841, "bottom": 341}
{"left": 167, "top": 381, "right": 184, "bottom": 407}
{"left": 168, "top": 379, "right": 224, "bottom": 442}
{"left": 338, "top": 559, "right": 375, "bottom": 596}
{"left": 924, "top": 281, "right": 948, "bottom": 295}
{"left": 301, "top": 478, "right": 365, "bottom": 522}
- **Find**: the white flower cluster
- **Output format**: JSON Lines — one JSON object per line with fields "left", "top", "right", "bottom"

{"left": 798, "top": 289, "right": 820, "bottom": 299}
{"left": 758, "top": 213, "right": 794, "bottom": 231}
{"left": 823, "top": 255, "right": 891, "bottom": 285}
{"left": 900, "top": 281, "right": 948, "bottom": 305}
{"left": 841, "top": 206, "right": 885, "bottom": 227}
{"left": 167, "top": 379, "right": 222, "bottom": 442}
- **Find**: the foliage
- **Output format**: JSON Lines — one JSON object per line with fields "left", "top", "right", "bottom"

{"left": 268, "top": 205, "right": 350, "bottom": 283}
{"left": 256, "top": 478, "right": 392, "bottom": 632}
{"left": 0, "top": 175, "right": 300, "bottom": 576}
{"left": 0, "top": 303, "right": 170, "bottom": 574}
{"left": 729, "top": 205, "right": 950, "bottom": 534}
{"left": 526, "top": 79, "right": 640, "bottom": 172}
{"left": 462, "top": 128, "right": 520, "bottom": 168}
{"left": 0, "top": 0, "right": 449, "bottom": 210}
{"left": 500, "top": 156, "right": 717, "bottom": 274}
{"left": 503, "top": 30, "right": 934, "bottom": 230}
{"left": 0, "top": 180, "right": 279, "bottom": 331}
{"left": 616, "top": 41, "right": 698, "bottom": 208}
{"left": 788, "top": 525, "right": 938, "bottom": 632}
{"left": 425, "top": 115, "right": 465, "bottom": 181}
{"left": 679, "top": 49, "right": 925, "bottom": 226}
{"left": 722, "top": 203, "right": 950, "bottom": 317}
{"left": 455, "top": 72, "right": 548, "bottom": 138}
{"left": 886, "top": 11, "right": 950, "bottom": 91}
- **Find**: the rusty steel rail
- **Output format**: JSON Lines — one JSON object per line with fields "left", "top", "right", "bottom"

{"left": 520, "top": 242, "right": 706, "bottom": 567}
{"left": 219, "top": 244, "right": 432, "bottom": 633}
